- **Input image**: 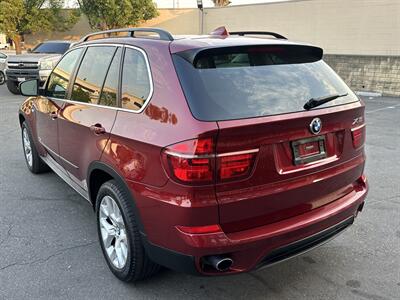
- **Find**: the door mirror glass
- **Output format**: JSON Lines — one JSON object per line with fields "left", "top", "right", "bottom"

{"left": 19, "top": 79, "right": 38, "bottom": 96}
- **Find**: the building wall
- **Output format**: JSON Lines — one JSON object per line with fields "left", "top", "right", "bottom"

{"left": 24, "top": 14, "right": 92, "bottom": 48}
{"left": 324, "top": 55, "right": 400, "bottom": 96}
{"left": 203, "top": 0, "right": 400, "bottom": 56}
{"left": 143, "top": 9, "right": 200, "bottom": 34}
{"left": 0, "top": 34, "right": 7, "bottom": 45}
{"left": 23, "top": 9, "right": 199, "bottom": 48}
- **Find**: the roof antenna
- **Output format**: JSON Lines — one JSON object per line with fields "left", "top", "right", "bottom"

{"left": 209, "top": 26, "right": 229, "bottom": 37}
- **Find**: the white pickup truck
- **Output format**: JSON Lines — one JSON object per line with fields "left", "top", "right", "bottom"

{"left": 5, "top": 40, "right": 73, "bottom": 94}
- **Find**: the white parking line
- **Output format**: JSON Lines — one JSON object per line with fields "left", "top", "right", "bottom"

{"left": 366, "top": 103, "right": 400, "bottom": 114}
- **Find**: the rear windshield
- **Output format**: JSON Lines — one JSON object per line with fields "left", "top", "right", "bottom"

{"left": 173, "top": 45, "right": 358, "bottom": 121}
{"left": 32, "top": 42, "right": 71, "bottom": 54}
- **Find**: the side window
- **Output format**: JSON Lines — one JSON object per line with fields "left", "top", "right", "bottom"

{"left": 98, "top": 48, "right": 122, "bottom": 107}
{"left": 71, "top": 46, "right": 116, "bottom": 104}
{"left": 46, "top": 48, "right": 83, "bottom": 98}
{"left": 121, "top": 48, "right": 151, "bottom": 111}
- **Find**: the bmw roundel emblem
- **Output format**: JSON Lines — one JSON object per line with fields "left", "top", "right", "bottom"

{"left": 309, "top": 118, "right": 322, "bottom": 135}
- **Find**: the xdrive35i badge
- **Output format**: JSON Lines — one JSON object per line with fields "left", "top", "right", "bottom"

{"left": 310, "top": 118, "right": 322, "bottom": 134}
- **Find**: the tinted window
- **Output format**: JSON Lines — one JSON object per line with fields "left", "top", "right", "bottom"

{"left": 99, "top": 48, "right": 122, "bottom": 107}
{"left": 173, "top": 46, "right": 358, "bottom": 121}
{"left": 32, "top": 42, "right": 71, "bottom": 54}
{"left": 121, "top": 48, "right": 151, "bottom": 111}
{"left": 46, "top": 48, "right": 83, "bottom": 98}
{"left": 71, "top": 46, "right": 116, "bottom": 104}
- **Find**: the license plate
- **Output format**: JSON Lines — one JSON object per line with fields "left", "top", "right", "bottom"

{"left": 291, "top": 136, "right": 327, "bottom": 165}
{"left": 17, "top": 77, "right": 25, "bottom": 82}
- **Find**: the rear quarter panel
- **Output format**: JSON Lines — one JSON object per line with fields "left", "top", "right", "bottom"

{"left": 98, "top": 41, "right": 220, "bottom": 248}
{"left": 100, "top": 41, "right": 219, "bottom": 187}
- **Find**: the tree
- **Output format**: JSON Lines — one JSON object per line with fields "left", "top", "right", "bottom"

{"left": 0, "top": 0, "right": 79, "bottom": 54}
{"left": 212, "top": 0, "right": 231, "bottom": 6}
{"left": 77, "top": 0, "right": 158, "bottom": 31}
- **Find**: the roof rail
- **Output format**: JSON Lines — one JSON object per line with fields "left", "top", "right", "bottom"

{"left": 229, "top": 31, "right": 287, "bottom": 40}
{"left": 79, "top": 27, "right": 174, "bottom": 43}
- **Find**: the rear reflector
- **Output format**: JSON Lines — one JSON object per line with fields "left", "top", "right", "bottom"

{"left": 354, "top": 174, "right": 367, "bottom": 192}
{"left": 351, "top": 124, "right": 366, "bottom": 148}
{"left": 357, "top": 174, "right": 367, "bottom": 187}
{"left": 162, "top": 138, "right": 258, "bottom": 185}
{"left": 176, "top": 224, "right": 222, "bottom": 234}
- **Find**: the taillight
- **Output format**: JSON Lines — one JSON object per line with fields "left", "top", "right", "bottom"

{"left": 162, "top": 138, "right": 215, "bottom": 184}
{"left": 351, "top": 124, "right": 366, "bottom": 148}
{"left": 162, "top": 138, "right": 258, "bottom": 185}
{"left": 218, "top": 151, "right": 258, "bottom": 181}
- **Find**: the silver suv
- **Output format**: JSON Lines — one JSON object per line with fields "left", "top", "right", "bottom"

{"left": 5, "top": 40, "right": 73, "bottom": 94}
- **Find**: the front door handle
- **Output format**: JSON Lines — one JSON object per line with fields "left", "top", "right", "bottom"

{"left": 49, "top": 111, "right": 58, "bottom": 120}
{"left": 90, "top": 123, "right": 106, "bottom": 135}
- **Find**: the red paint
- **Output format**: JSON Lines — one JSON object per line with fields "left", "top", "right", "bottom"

{"left": 20, "top": 34, "right": 368, "bottom": 275}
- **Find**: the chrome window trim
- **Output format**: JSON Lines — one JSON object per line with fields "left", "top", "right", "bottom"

{"left": 121, "top": 45, "right": 154, "bottom": 113}
{"left": 47, "top": 43, "right": 154, "bottom": 114}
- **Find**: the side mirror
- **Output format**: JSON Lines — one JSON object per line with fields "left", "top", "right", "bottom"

{"left": 27, "top": 48, "right": 32, "bottom": 53}
{"left": 19, "top": 79, "right": 39, "bottom": 96}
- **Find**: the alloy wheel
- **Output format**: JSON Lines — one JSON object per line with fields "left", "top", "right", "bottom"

{"left": 22, "top": 128, "right": 33, "bottom": 167}
{"left": 99, "top": 195, "right": 129, "bottom": 269}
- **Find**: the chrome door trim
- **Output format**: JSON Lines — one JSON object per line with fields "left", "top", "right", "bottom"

{"left": 40, "top": 139, "right": 79, "bottom": 169}
{"left": 41, "top": 154, "right": 90, "bottom": 202}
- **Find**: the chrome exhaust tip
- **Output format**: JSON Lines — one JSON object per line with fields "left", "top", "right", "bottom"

{"left": 203, "top": 255, "right": 233, "bottom": 272}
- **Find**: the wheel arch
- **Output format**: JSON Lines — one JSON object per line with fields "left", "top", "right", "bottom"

{"left": 87, "top": 161, "right": 198, "bottom": 274}
{"left": 87, "top": 161, "right": 146, "bottom": 234}
{"left": 18, "top": 113, "right": 26, "bottom": 127}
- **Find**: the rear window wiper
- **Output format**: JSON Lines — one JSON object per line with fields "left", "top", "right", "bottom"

{"left": 303, "top": 93, "right": 348, "bottom": 110}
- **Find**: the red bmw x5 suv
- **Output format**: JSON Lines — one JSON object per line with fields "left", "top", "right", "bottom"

{"left": 18, "top": 27, "right": 368, "bottom": 282}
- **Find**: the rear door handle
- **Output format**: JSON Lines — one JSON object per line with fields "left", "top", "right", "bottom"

{"left": 50, "top": 111, "right": 58, "bottom": 120}
{"left": 90, "top": 123, "right": 106, "bottom": 135}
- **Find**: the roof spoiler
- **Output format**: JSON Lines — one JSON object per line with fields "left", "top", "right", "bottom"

{"left": 175, "top": 44, "right": 324, "bottom": 67}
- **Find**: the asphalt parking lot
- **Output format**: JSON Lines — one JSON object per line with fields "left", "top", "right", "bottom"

{"left": 0, "top": 84, "right": 399, "bottom": 300}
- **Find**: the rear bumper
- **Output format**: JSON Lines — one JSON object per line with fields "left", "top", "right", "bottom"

{"left": 143, "top": 176, "right": 368, "bottom": 275}
{"left": 255, "top": 215, "right": 354, "bottom": 270}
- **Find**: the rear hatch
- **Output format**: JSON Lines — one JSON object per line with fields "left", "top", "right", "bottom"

{"left": 172, "top": 44, "right": 366, "bottom": 233}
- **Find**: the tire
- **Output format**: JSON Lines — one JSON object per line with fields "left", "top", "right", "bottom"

{"left": 21, "top": 121, "right": 49, "bottom": 174}
{"left": 7, "top": 80, "right": 20, "bottom": 94}
{"left": 0, "top": 71, "right": 5, "bottom": 85}
{"left": 96, "top": 180, "right": 160, "bottom": 282}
